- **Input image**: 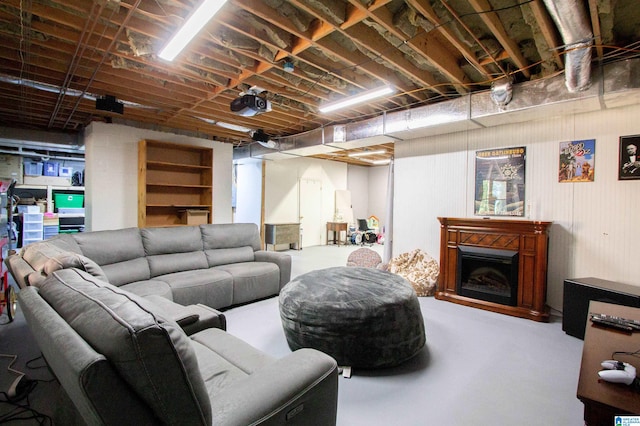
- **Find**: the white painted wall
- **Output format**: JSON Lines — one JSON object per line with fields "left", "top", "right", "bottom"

{"left": 264, "top": 157, "right": 348, "bottom": 243}
{"left": 347, "top": 165, "right": 368, "bottom": 225}
{"left": 393, "top": 103, "right": 640, "bottom": 312}
{"left": 233, "top": 158, "right": 262, "bottom": 225}
{"left": 83, "top": 122, "right": 233, "bottom": 231}
{"left": 367, "top": 165, "right": 390, "bottom": 231}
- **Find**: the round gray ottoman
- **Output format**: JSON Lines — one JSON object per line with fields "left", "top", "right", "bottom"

{"left": 279, "top": 266, "right": 426, "bottom": 368}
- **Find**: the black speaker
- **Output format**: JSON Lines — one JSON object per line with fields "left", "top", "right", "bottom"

{"left": 563, "top": 277, "right": 640, "bottom": 339}
{"left": 96, "top": 95, "right": 124, "bottom": 115}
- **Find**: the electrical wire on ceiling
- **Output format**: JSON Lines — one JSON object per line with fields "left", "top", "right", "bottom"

{"left": 295, "top": 0, "right": 539, "bottom": 102}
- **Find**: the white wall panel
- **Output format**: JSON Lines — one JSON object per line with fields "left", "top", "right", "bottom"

{"left": 347, "top": 165, "right": 369, "bottom": 223}
{"left": 234, "top": 159, "right": 262, "bottom": 225}
{"left": 264, "top": 157, "right": 348, "bottom": 244}
{"left": 367, "top": 165, "right": 390, "bottom": 228}
{"left": 84, "top": 122, "right": 233, "bottom": 231}
{"left": 394, "top": 104, "right": 640, "bottom": 312}
{"left": 394, "top": 133, "right": 469, "bottom": 259}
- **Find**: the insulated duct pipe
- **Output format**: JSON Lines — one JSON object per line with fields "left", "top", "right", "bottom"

{"left": 543, "top": 0, "right": 594, "bottom": 92}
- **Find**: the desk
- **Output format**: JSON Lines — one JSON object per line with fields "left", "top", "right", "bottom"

{"left": 264, "top": 223, "right": 300, "bottom": 251}
{"left": 326, "top": 222, "right": 347, "bottom": 245}
{"left": 578, "top": 301, "right": 640, "bottom": 425}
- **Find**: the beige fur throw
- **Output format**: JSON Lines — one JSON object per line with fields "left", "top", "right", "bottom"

{"left": 387, "top": 249, "right": 440, "bottom": 297}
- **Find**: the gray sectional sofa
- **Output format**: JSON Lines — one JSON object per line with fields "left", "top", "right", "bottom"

{"left": 7, "top": 223, "right": 291, "bottom": 309}
{"left": 19, "top": 268, "right": 338, "bottom": 425}
{"left": 8, "top": 223, "right": 340, "bottom": 425}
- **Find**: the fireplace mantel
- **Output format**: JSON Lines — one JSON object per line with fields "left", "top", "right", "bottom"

{"left": 436, "top": 217, "right": 552, "bottom": 322}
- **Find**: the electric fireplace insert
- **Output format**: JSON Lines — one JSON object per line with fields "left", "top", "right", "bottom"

{"left": 456, "top": 245, "right": 519, "bottom": 306}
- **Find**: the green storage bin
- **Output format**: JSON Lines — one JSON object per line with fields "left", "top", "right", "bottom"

{"left": 54, "top": 193, "right": 84, "bottom": 209}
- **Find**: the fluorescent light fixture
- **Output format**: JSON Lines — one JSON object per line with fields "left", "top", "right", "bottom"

{"left": 319, "top": 85, "right": 394, "bottom": 113}
{"left": 369, "top": 159, "right": 391, "bottom": 165}
{"left": 159, "top": 0, "right": 227, "bottom": 61}
{"left": 194, "top": 116, "right": 252, "bottom": 133}
{"left": 348, "top": 149, "right": 386, "bottom": 158}
{"left": 215, "top": 121, "right": 252, "bottom": 133}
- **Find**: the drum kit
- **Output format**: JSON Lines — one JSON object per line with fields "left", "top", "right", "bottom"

{"left": 348, "top": 225, "right": 378, "bottom": 246}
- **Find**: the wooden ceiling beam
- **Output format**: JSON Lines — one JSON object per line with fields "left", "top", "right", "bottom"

{"left": 406, "top": 0, "right": 492, "bottom": 80}
{"left": 528, "top": 0, "right": 564, "bottom": 69}
{"left": 587, "top": 0, "right": 604, "bottom": 60}
{"left": 287, "top": 0, "right": 448, "bottom": 97}
{"left": 346, "top": 0, "right": 469, "bottom": 94}
{"left": 466, "top": 0, "right": 531, "bottom": 78}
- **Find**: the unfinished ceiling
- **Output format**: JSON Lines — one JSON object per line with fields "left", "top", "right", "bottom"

{"left": 1, "top": 0, "right": 639, "bottom": 165}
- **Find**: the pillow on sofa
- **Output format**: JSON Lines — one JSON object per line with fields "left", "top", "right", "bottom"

{"left": 21, "top": 241, "right": 75, "bottom": 274}
{"left": 43, "top": 253, "right": 109, "bottom": 281}
{"left": 37, "top": 268, "right": 212, "bottom": 425}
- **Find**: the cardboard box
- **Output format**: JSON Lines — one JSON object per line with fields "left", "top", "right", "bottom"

{"left": 0, "top": 154, "right": 23, "bottom": 184}
{"left": 23, "top": 176, "right": 71, "bottom": 186}
{"left": 181, "top": 209, "right": 209, "bottom": 225}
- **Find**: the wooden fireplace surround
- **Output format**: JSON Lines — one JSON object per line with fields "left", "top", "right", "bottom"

{"left": 436, "top": 217, "right": 551, "bottom": 322}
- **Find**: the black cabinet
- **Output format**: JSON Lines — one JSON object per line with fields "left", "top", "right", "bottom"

{"left": 563, "top": 277, "right": 640, "bottom": 339}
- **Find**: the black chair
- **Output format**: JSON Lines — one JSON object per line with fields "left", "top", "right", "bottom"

{"left": 357, "top": 219, "right": 377, "bottom": 246}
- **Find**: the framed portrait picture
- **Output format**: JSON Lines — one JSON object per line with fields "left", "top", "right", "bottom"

{"left": 474, "top": 147, "right": 526, "bottom": 217}
{"left": 559, "top": 139, "right": 595, "bottom": 183}
{"left": 619, "top": 135, "right": 640, "bottom": 180}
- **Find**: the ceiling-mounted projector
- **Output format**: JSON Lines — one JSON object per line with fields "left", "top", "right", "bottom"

{"left": 250, "top": 129, "right": 278, "bottom": 149}
{"left": 230, "top": 94, "right": 271, "bottom": 117}
{"left": 96, "top": 95, "right": 124, "bottom": 114}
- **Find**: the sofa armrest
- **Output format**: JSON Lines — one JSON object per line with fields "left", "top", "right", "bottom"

{"left": 254, "top": 250, "right": 292, "bottom": 289}
{"left": 210, "top": 348, "right": 338, "bottom": 426}
{"left": 144, "top": 295, "right": 226, "bottom": 333}
{"left": 5, "top": 255, "right": 35, "bottom": 289}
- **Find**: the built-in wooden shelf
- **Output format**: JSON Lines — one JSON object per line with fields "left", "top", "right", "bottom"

{"left": 436, "top": 217, "right": 552, "bottom": 322}
{"left": 138, "top": 140, "right": 212, "bottom": 227}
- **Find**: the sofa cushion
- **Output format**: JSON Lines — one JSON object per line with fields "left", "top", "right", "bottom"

{"left": 147, "top": 252, "right": 209, "bottom": 277}
{"left": 189, "top": 328, "right": 275, "bottom": 398}
{"left": 37, "top": 268, "right": 212, "bottom": 425}
{"left": 72, "top": 228, "right": 151, "bottom": 286}
{"left": 205, "top": 247, "right": 255, "bottom": 267}
{"left": 201, "top": 223, "right": 261, "bottom": 251}
{"left": 214, "top": 262, "right": 280, "bottom": 305}
{"left": 120, "top": 280, "right": 173, "bottom": 300}
{"left": 72, "top": 228, "right": 145, "bottom": 263}
{"left": 141, "top": 226, "right": 204, "bottom": 255}
{"left": 156, "top": 269, "right": 234, "bottom": 309}
{"left": 100, "top": 258, "right": 151, "bottom": 287}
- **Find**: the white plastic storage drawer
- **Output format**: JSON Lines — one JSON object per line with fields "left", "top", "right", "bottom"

{"left": 23, "top": 229, "right": 43, "bottom": 239}
{"left": 23, "top": 221, "right": 43, "bottom": 232}
{"left": 23, "top": 213, "right": 44, "bottom": 223}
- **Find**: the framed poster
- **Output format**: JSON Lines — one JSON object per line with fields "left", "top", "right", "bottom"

{"left": 474, "top": 147, "right": 526, "bottom": 217}
{"left": 619, "top": 135, "right": 640, "bottom": 180}
{"left": 559, "top": 139, "right": 595, "bottom": 182}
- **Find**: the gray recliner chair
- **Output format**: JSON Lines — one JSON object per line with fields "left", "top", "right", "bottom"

{"left": 19, "top": 268, "right": 339, "bottom": 425}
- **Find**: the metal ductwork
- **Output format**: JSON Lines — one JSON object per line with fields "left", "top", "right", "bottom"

{"left": 542, "top": 0, "right": 594, "bottom": 93}
{"left": 234, "top": 58, "right": 640, "bottom": 162}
